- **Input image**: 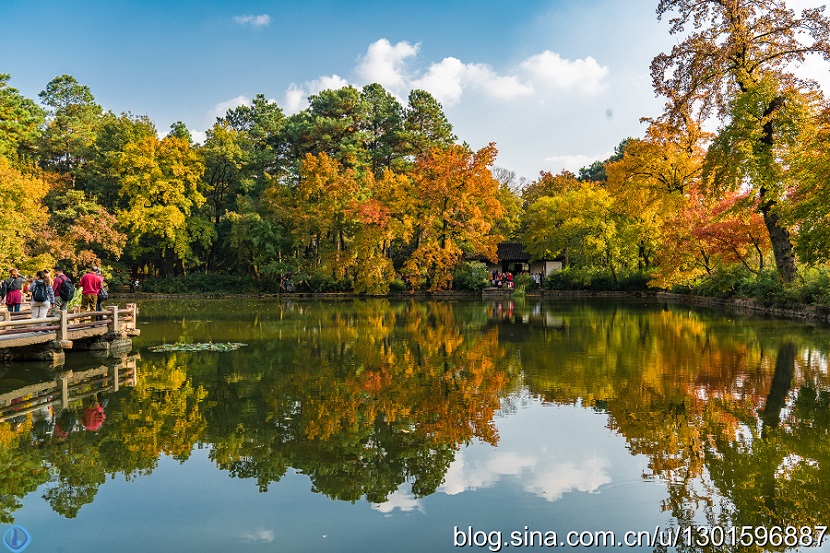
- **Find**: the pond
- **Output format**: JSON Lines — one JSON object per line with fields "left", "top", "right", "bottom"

{"left": 1, "top": 298, "right": 830, "bottom": 552}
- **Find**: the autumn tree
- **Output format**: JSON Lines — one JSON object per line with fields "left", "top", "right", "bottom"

{"left": 0, "top": 158, "right": 50, "bottom": 269}
{"left": 290, "top": 152, "right": 363, "bottom": 277}
{"left": 117, "top": 134, "right": 206, "bottom": 275}
{"left": 520, "top": 170, "right": 582, "bottom": 208}
{"left": 577, "top": 138, "right": 631, "bottom": 183}
{"left": 348, "top": 171, "right": 413, "bottom": 294}
{"left": 491, "top": 167, "right": 525, "bottom": 240}
{"left": 404, "top": 144, "right": 504, "bottom": 291}
{"left": 783, "top": 106, "right": 830, "bottom": 265}
{"left": 40, "top": 187, "right": 126, "bottom": 271}
{"left": 651, "top": 0, "right": 830, "bottom": 282}
{"left": 605, "top": 121, "right": 708, "bottom": 272}
{"left": 522, "top": 182, "right": 635, "bottom": 278}
{"left": 653, "top": 185, "right": 772, "bottom": 287}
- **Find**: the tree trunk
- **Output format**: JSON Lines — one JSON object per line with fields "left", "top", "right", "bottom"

{"left": 760, "top": 198, "right": 796, "bottom": 282}
{"left": 759, "top": 97, "right": 797, "bottom": 282}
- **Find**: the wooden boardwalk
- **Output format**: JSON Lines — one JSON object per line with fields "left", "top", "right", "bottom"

{"left": 0, "top": 355, "right": 137, "bottom": 424}
{"left": 0, "top": 304, "right": 139, "bottom": 362}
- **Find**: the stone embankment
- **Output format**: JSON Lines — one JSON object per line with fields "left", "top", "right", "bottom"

{"left": 119, "top": 290, "right": 830, "bottom": 323}
{"left": 655, "top": 291, "right": 830, "bottom": 323}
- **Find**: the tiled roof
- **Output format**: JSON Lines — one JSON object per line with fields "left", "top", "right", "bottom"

{"left": 496, "top": 242, "right": 532, "bottom": 261}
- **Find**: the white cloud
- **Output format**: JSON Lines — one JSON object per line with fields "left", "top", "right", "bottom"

{"left": 520, "top": 51, "right": 609, "bottom": 95}
{"left": 283, "top": 75, "right": 350, "bottom": 114}
{"left": 371, "top": 485, "right": 425, "bottom": 514}
{"left": 272, "top": 39, "right": 619, "bottom": 179}
{"left": 190, "top": 129, "right": 206, "bottom": 144}
{"left": 411, "top": 57, "right": 468, "bottom": 106}
{"left": 283, "top": 40, "right": 605, "bottom": 113}
{"left": 356, "top": 39, "right": 419, "bottom": 93}
{"left": 519, "top": 458, "right": 610, "bottom": 501}
{"left": 239, "top": 529, "right": 275, "bottom": 543}
{"left": 543, "top": 153, "right": 611, "bottom": 174}
{"left": 438, "top": 402, "right": 615, "bottom": 502}
{"left": 212, "top": 95, "right": 251, "bottom": 119}
{"left": 234, "top": 14, "right": 271, "bottom": 28}
{"left": 412, "top": 58, "right": 535, "bottom": 106}
{"left": 440, "top": 448, "right": 610, "bottom": 502}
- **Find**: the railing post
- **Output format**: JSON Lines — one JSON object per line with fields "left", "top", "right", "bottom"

{"left": 60, "top": 375, "right": 69, "bottom": 409}
{"left": 126, "top": 303, "right": 137, "bottom": 330}
{"left": 57, "top": 310, "right": 68, "bottom": 342}
{"left": 109, "top": 305, "right": 120, "bottom": 333}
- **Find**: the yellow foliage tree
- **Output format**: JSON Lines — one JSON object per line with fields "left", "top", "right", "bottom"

{"left": 0, "top": 157, "right": 50, "bottom": 270}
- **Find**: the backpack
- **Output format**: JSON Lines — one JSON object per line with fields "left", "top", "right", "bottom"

{"left": 98, "top": 285, "right": 109, "bottom": 301}
{"left": 31, "top": 280, "right": 49, "bottom": 303}
{"left": 59, "top": 276, "right": 75, "bottom": 302}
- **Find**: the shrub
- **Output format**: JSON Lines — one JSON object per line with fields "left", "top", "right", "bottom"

{"left": 686, "top": 265, "right": 830, "bottom": 308}
{"left": 452, "top": 261, "right": 490, "bottom": 291}
{"left": 543, "top": 267, "right": 650, "bottom": 291}
{"left": 142, "top": 274, "right": 268, "bottom": 294}
{"left": 389, "top": 278, "right": 409, "bottom": 293}
{"left": 688, "top": 266, "right": 749, "bottom": 299}
{"left": 296, "top": 273, "right": 353, "bottom": 293}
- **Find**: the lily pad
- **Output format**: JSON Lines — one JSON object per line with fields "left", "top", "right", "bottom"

{"left": 149, "top": 342, "right": 247, "bottom": 352}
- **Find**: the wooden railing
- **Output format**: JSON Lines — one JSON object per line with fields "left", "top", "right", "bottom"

{"left": 0, "top": 303, "right": 138, "bottom": 345}
{"left": 0, "top": 355, "right": 137, "bottom": 423}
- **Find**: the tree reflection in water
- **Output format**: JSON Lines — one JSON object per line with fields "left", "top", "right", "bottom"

{"left": 0, "top": 298, "right": 828, "bottom": 552}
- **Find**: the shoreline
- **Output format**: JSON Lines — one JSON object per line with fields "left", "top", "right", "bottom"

{"left": 111, "top": 289, "right": 830, "bottom": 324}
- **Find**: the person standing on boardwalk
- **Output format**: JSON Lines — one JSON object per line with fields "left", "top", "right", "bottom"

{"left": 94, "top": 267, "right": 107, "bottom": 311}
{"left": 1, "top": 268, "right": 27, "bottom": 313}
{"left": 78, "top": 266, "right": 103, "bottom": 312}
{"left": 30, "top": 270, "right": 54, "bottom": 319}
{"left": 52, "top": 267, "right": 73, "bottom": 312}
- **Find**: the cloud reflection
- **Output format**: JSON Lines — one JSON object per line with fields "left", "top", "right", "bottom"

{"left": 439, "top": 401, "right": 613, "bottom": 501}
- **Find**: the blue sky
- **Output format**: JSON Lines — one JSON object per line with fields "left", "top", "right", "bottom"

{"left": 2, "top": 0, "right": 827, "bottom": 181}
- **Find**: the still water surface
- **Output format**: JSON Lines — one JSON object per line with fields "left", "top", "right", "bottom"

{"left": 2, "top": 298, "right": 830, "bottom": 552}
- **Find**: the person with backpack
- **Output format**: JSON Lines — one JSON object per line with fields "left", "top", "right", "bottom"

{"left": 30, "top": 270, "right": 54, "bottom": 319}
{"left": 1, "top": 268, "right": 27, "bottom": 313}
{"left": 51, "top": 267, "right": 75, "bottom": 312}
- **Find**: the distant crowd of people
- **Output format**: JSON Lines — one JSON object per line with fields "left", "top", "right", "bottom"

{"left": 491, "top": 270, "right": 544, "bottom": 289}
{"left": 0, "top": 265, "right": 111, "bottom": 319}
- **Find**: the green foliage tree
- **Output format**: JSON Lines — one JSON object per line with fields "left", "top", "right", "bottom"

{"left": 402, "top": 89, "right": 456, "bottom": 157}
{"left": 0, "top": 73, "right": 45, "bottom": 161}
{"left": 523, "top": 182, "right": 633, "bottom": 279}
{"left": 360, "top": 83, "right": 406, "bottom": 176}
{"left": 38, "top": 74, "right": 103, "bottom": 181}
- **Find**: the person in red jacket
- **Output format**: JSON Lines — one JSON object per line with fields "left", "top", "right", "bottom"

{"left": 77, "top": 266, "right": 103, "bottom": 312}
